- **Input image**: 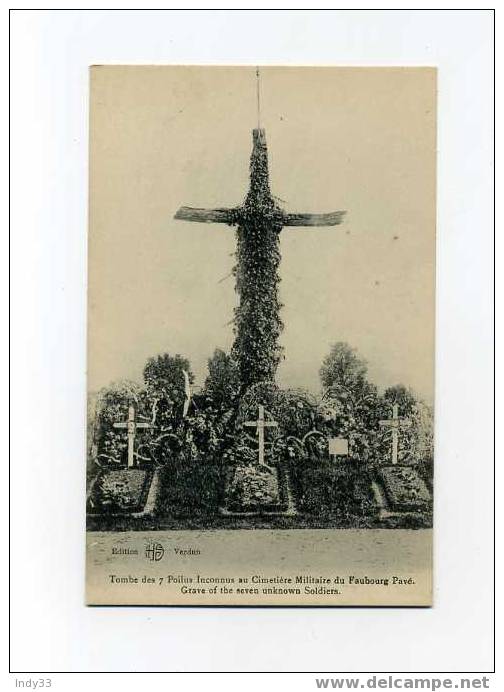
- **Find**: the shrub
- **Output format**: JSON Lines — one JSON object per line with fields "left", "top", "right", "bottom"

{"left": 291, "top": 458, "right": 376, "bottom": 524}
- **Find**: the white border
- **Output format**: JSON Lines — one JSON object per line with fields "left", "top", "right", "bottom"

{"left": 9, "top": 8, "right": 494, "bottom": 674}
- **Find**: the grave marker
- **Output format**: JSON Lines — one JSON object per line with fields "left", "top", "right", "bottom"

{"left": 113, "top": 404, "right": 152, "bottom": 468}
{"left": 379, "top": 403, "right": 412, "bottom": 465}
{"left": 328, "top": 437, "right": 349, "bottom": 458}
{"left": 244, "top": 405, "right": 278, "bottom": 467}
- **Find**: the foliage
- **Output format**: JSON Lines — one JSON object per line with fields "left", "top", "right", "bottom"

{"left": 94, "top": 380, "right": 149, "bottom": 466}
{"left": 222, "top": 436, "right": 258, "bottom": 467}
{"left": 203, "top": 348, "right": 240, "bottom": 411}
{"left": 373, "top": 394, "right": 434, "bottom": 466}
{"left": 230, "top": 130, "right": 284, "bottom": 392}
{"left": 226, "top": 465, "right": 281, "bottom": 512}
{"left": 415, "top": 403, "right": 434, "bottom": 491}
{"left": 317, "top": 342, "right": 434, "bottom": 467}
{"left": 93, "top": 352, "right": 197, "bottom": 468}
{"left": 235, "top": 382, "right": 317, "bottom": 439}
{"left": 380, "top": 466, "right": 431, "bottom": 510}
{"left": 155, "top": 453, "right": 224, "bottom": 519}
{"left": 320, "top": 342, "right": 369, "bottom": 392}
{"left": 223, "top": 382, "right": 324, "bottom": 467}
{"left": 414, "top": 401, "right": 435, "bottom": 463}
{"left": 383, "top": 384, "right": 417, "bottom": 416}
{"left": 143, "top": 353, "right": 193, "bottom": 404}
{"left": 89, "top": 469, "right": 151, "bottom": 514}
{"left": 98, "top": 379, "right": 144, "bottom": 418}
{"left": 318, "top": 343, "right": 380, "bottom": 461}
{"left": 139, "top": 352, "right": 195, "bottom": 454}
{"left": 290, "top": 459, "right": 376, "bottom": 526}
{"left": 182, "top": 409, "right": 223, "bottom": 461}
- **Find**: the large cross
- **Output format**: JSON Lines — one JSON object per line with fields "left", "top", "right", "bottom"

{"left": 113, "top": 404, "right": 151, "bottom": 468}
{"left": 174, "top": 124, "right": 346, "bottom": 390}
{"left": 175, "top": 128, "right": 345, "bottom": 229}
{"left": 379, "top": 403, "right": 412, "bottom": 465}
{"left": 244, "top": 405, "right": 278, "bottom": 467}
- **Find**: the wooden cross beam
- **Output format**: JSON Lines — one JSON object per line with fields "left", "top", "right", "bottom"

{"left": 174, "top": 207, "right": 234, "bottom": 224}
{"left": 379, "top": 404, "right": 412, "bottom": 465}
{"left": 113, "top": 404, "right": 151, "bottom": 468}
{"left": 175, "top": 206, "right": 346, "bottom": 228}
{"left": 244, "top": 405, "right": 278, "bottom": 467}
{"left": 174, "top": 129, "right": 346, "bottom": 231}
{"left": 174, "top": 127, "right": 346, "bottom": 390}
{"left": 282, "top": 211, "right": 346, "bottom": 227}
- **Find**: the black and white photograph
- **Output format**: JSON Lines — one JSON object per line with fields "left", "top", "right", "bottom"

{"left": 86, "top": 66, "right": 435, "bottom": 606}
{"left": 9, "top": 8, "right": 494, "bottom": 676}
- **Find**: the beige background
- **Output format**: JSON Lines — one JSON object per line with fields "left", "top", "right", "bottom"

{"left": 87, "top": 529, "right": 432, "bottom": 606}
{"left": 88, "top": 66, "right": 436, "bottom": 401}
{"left": 10, "top": 6, "right": 492, "bottom": 665}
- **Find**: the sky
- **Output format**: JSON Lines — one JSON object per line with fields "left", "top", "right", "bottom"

{"left": 88, "top": 66, "right": 436, "bottom": 402}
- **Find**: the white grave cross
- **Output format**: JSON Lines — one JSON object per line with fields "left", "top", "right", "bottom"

{"left": 244, "top": 405, "right": 278, "bottom": 467}
{"left": 113, "top": 404, "right": 151, "bottom": 468}
{"left": 379, "top": 403, "right": 412, "bottom": 465}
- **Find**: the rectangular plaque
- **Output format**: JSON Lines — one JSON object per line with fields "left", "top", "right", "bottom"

{"left": 329, "top": 437, "right": 349, "bottom": 456}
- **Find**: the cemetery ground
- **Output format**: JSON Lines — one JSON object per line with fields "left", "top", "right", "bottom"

{"left": 86, "top": 119, "right": 435, "bottom": 534}
{"left": 87, "top": 347, "right": 434, "bottom": 533}
{"left": 86, "top": 119, "right": 434, "bottom": 539}
{"left": 86, "top": 451, "right": 433, "bottom": 532}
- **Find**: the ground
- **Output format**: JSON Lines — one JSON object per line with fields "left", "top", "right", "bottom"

{"left": 380, "top": 465, "right": 432, "bottom": 511}
{"left": 86, "top": 451, "right": 432, "bottom": 531}
{"left": 87, "top": 468, "right": 153, "bottom": 515}
{"left": 86, "top": 528, "right": 433, "bottom": 606}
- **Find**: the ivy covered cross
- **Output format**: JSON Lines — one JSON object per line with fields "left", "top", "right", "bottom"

{"left": 175, "top": 126, "right": 346, "bottom": 392}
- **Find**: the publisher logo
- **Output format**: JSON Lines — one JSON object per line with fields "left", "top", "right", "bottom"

{"left": 145, "top": 542, "right": 164, "bottom": 561}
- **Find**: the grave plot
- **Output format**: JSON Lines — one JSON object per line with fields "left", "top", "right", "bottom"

{"left": 87, "top": 468, "right": 154, "bottom": 515}
{"left": 219, "top": 404, "right": 293, "bottom": 516}
{"left": 86, "top": 105, "right": 435, "bottom": 533}
{"left": 291, "top": 458, "right": 377, "bottom": 526}
{"left": 154, "top": 452, "right": 224, "bottom": 521}
{"left": 379, "top": 465, "right": 431, "bottom": 512}
{"left": 223, "top": 464, "right": 289, "bottom": 515}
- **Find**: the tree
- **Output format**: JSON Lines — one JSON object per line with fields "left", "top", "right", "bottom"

{"left": 320, "top": 342, "right": 368, "bottom": 392}
{"left": 383, "top": 384, "right": 417, "bottom": 416}
{"left": 203, "top": 349, "right": 240, "bottom": 410}
{"left": 320, "top": 343, "right": 379, "bottom": 427}
{"left": 143, "top": 353, "right": 193, "bottom": 403}
{"left": 319, "top": 343, "right": 380, "bottom": 460}
{"left": 142, "top": 353, "right": 194, "bottom": 433}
